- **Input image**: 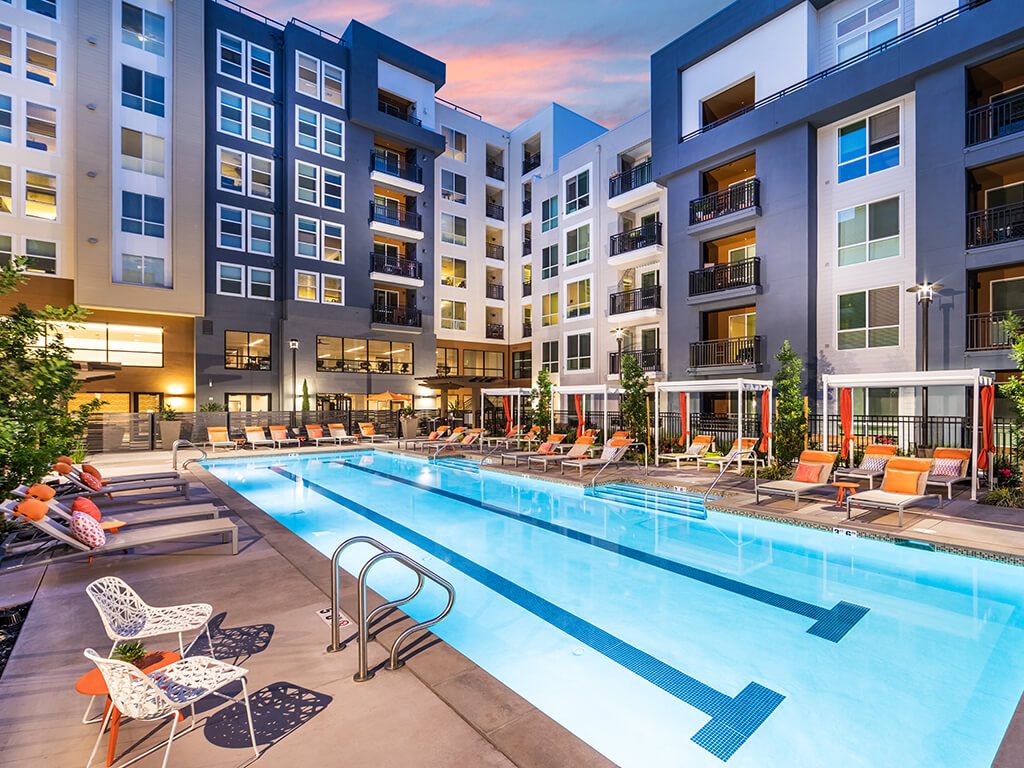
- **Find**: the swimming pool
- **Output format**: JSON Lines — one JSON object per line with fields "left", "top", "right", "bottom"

{"left": 205, "top": 450, "right": 1024, "bottom": 767}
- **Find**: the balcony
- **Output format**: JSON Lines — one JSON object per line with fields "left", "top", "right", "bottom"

{"left": 689, "top": 178, "right": 761, "bottom": 228}
{"left": 967, "top": 202, "right": 1024, "bottom": 248}
{"left": 369, "top": 200, "right": 423, "bottom": 241}
{"left": 486, "top": 161, "right": 505, "bottom": 182}
{"left": 378, "top": 93, "right": 421, "bottom": 127}
{"left": 689, "top": 336, "right": 762, "bottom": 372}
{"left": 486, "top": 283, "right": 505, "bottom": 301}
{"left": 967, "top": 93, "right": 1024, "bottom": 147}
{"left": 608, "top": 285, "right": 661, "bottom": 318}
{"left": 370, "top": 149, "right": 424, "bottom": 194}
{"left": 522, "top": 199, "right": 532, "bottom": 216}
{"left": 372, "top": 304, "right": 422, "bottom": 329}
{"left": 522, "top": 152, "right": 540, "bottom": 175}
{"left": 608, "top": 222, "right": 663, "bottom": 266}
{"left": 967, "top": 311, "right": 1015, "bottom": 351}
{"left": 609, "top": 348, "right": 662, "bottom": 375}
{"left": 522, "top": 281, "right": 532, "bottom": 297}
{"left": 608, "top": 159, "right": 662, "bottom": 211}
{"left": 688, "top": 257, "right": 761, "bottom": 302}
{"left": 370, "top": 252, "right": 424, "bottom": 287}
{"left": 522, "top": 322, "right": 532, "bottom": 338}
{"left": 486, "top": 202, "right": 505, "bottom": 221}
{"left": 522, "top": 238, "right": 532, "bottom": 256}
{"left": 486, "top": 243, "right": 504, "bottom": 261}
{"left": 486, "top": 322, "right": 504, "bottom": 340}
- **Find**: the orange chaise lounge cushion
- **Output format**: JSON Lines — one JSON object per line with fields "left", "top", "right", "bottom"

{"left": 27, "top": 483, "right": 56, "bottom": 501}
{"left": 881, "top": 469, "right": 921, "bottom": 495}
{"left": 15, "top": 498, "right": 48, "bottom": 522}
{"left": 72, "top": 496, "right": 103, "bottom": 522}
{"left": 792, "top": 463, "right": 821, "bottom": 484}
{"left": 306, "top": 426, "right": 323, "bottom": 439}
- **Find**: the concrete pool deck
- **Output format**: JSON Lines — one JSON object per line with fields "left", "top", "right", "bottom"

{"left": 1, "top": 443, "right": 1023, "bottom": 766}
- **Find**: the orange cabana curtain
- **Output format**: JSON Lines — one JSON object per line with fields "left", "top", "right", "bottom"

{"left": 759, "top": 388, "right": 772, "bottom": 453}
{"left": 839, "top": 388, "right": 853, "bottom": 460}
{"left": 979, "top": 385, "right": 995, "bottom": 471}
{"left": 678, "top": 392, "right": 688, "bottom": 446}
{"left": 574, "top": 393, "right": 584, "bottom": 430}
{"left": 502, "top": 396, "right": 512, "bottom": 433}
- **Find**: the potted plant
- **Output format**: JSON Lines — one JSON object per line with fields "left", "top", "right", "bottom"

{"left": 158, "top": 404, "right": 182, "bottom": 450}
{"left": 112, "top": 640, "right": 161, "bottom": 669}
{"left": 399, "top": 405, "right": 420, "bottom": 438}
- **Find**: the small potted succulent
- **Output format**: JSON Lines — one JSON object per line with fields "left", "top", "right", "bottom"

{"left": 158, "top": 404, "right": 182, "bottom": 451}
{"left": 112, "top": 640, "right": 161, "bottom": 669}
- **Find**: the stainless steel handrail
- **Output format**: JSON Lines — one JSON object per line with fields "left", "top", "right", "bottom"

{"left": 171, "top": 439, "right": 208, "bottom": 470}
{"left": 587, "top": 441, "right": 648, "bottom": 488}
{"left": 703, "top": 449, "right": 758, "bottom": 502}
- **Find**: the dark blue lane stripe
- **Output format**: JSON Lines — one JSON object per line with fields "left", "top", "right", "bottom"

{"left": 336, "top": 459, "right": 868, "bottom": 642}
{"left": 272, "top": 466, "right": 783, "bottom": 762}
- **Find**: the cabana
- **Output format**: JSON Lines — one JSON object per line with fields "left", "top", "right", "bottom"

{"left": 550, "top": 384, "right": 621, "bottom": 439}
{"left": 822, "top": 369, "right": 995, "bottom": 501}
{"left": 653, "top": 378, "right": 774, "bottom": 466}
{"left": 480, "top": 387, "right": 533, "bottom": 434}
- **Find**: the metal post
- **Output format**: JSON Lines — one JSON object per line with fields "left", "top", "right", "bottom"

{"left": 654, "top": 386, "right": 660, "bottom": 466}
{"left": 737, "top": 382, "right": 745, "bottom": 471}
{"left": 289, "top": 339, "right": 299, "bottom": 429}
{"left": 971, "top": 377, "right": 979, "bottom": 501}
{"left": 822, "top": 378, "right": 829, "bottom": 452}
{"left": 921, "top": 296, "right": 929, "bottom": 448}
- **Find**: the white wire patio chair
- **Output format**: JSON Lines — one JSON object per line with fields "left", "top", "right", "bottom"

{"left": 82, "top": 648, "right": 259, "bottom": 768}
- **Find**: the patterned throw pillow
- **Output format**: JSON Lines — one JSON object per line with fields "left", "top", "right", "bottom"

{"left": 79, "top": 472, "right": 104, "bottom": 492}
{"left": 932, "top": 457, "right": 963, "bottom": 477}
{"left": 72, "top": 496, "right": 102, "bottom": 522}
{"left": 859, "top": 455, "right": 888, "bottom": 472}
{"left": 70, "top": 511, "right": 106, "bottom": 548}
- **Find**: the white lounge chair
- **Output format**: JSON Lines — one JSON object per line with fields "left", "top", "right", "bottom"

{"left": 434, "top": 429, "right": 483, "bottom": 454}
{"left": 695, "top": 438, "right": 761, "bottom": 471}
{"left": 846, "top": 457, "right": 943, "bottom": 526}
{"left": 833, "top": 444, "right": 898, "bottom": 489}
{"left": 302, "top": 424, "right": 338, "bottom": 446}
{"left": 481, "top": 425, "right": 522, "bottom": 448}
{"left": 53, "top": 464, "right": 191, "bottom": 502}
{"left": 755, "top": 450, "right": 837, "bottom": 505}
{"left": 657, "top": 435, "right": 714, "bottom": 468}
{"left": 358, "top": 422, "right": 391, "bottom": 443}
{"left": 203, "top": 426, "right": 238, "bottom": 451}
{"left": 926, "top": 448, "right": 973, "bottom": 500}
{"left": 504, "top": 426, "right": 543, "bottom": 449}
{"left": 269, "top": 425, "right": 300, "bottom": 448}
{"left": 416, "top": 427, "right": 467, "bottom": 451}
{"left": 500, "top": 434, "right": 566, "bottom": 466}
{"left": 560, "top": 438, "right": 633, "bottom": 477}
{"left": 328, "top": 423, "right": 360, "bottom": 444}
{"left": 527, "top": 436, "right": 596, "bottom": 472}
{"left": 401, "top": 425, "right": 449, "bottom": 450}
{"left": 244, "top": 426, "right": 275, "bottom": 449}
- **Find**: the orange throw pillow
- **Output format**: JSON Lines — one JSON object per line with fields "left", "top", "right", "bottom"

{"left": 882, "top": 468, "right": 920, "bottom": 495}
{"left": 81, "top": 464, "right": 103, "bottom": 482}
{"left": 72, "top": 497, "right": 102, "bottom": 522}
{"left": 80, "top": 472, "right": 104, "bottom": 492}
{"left": 27, "top": 483, "right": 56, "bottom": 501}
{"left": 55, "top": 455, "right": 73, "bottom": 465}
{"left": 15, "top": 498, "right": 48, "bottom": 521}
{"left": 307, "top": 427, "right": 323, "bottom": 439}
{"left": 793, "top": 463, "right": 820, "bottom": 483}
{"left": 53, "top": 462, "right": 73, "bottom": 475}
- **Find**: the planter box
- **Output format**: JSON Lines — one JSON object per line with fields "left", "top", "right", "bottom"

{"left": 159, "top": 420, "right": 182, "bottom": 451}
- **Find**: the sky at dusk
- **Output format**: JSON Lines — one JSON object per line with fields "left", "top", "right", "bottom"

{"left": 242, "top": 0, "right": 732, "bottom": 129}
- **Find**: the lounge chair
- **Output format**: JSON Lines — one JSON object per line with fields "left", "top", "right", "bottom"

{"left": 658, "top": 435, "right": 714, "bottom": 468}
{"left": 926, "top": 448, "right": 973, "bottom": 500}
{"left": 560, "top": 437, "right": 634, "bottom": 477}
{"left": 244, "top": 426, "right": 276, "bottom": 449}
{"left": 304, "top": 424, "right": 340, "bottom": 446}
{"left": 846, "top": 457, "right": 942, "bottom": 526}
{"left": 401, "top": 425, "right": 449, "bottom": 450}
{"left": 13, "top": 487, "right": 222, "bottom": 533}
{"left": 55, "top": 459, "right": 180, "bottom": 486}
{"left": 833, "top": 444, "right": 898, "bottom": 489}
{"left": 504, "top": 425, "right": 542, "bottom": 449}
{"left": 481, "top": 425, "right": 522, "bottom": 448}
{"left": 204, "top": 426, "right": 238, "bottom": 452}
{"left": 695, "top": 438, "right": 760, "bottom": 471}
{"left": 755, "top": 450, "right": 837, "bottom": 505}
{"left": 500, "top": 434, "right": 566, "bottom": 467}
{"left": 53, "top": 464, "right": 191, "bottom": 502}
{"left": 268, "top": 425, "right": 300, "bottom": 448}
{"left": 358, "top": 422, "right": 391, "bottom": 443}
{"left": 328, "top": 424, "right": 359, "bottom": 444}
{"left": 527, "top": 436, "right": 596, "bottom": 472}
{"left": 433, "top": 429, "right": 483, "bottom": 455}
{"left": 416, "top": 427, "right": 467, "bottom": 451}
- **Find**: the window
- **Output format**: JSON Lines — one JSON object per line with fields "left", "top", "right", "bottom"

{"left": 564, "top": 169, "right": 590, "bottom": 214}
{"left": 121, "top": 192, "right": 164, "bottom": 237}
{"left": 24, "top": 238, "right": 56, "bottom": 273}
{"left": 566, "top": 332, "right": 591, "bottom": 371}
{"left": 512, "top": 350, "right": 532, "bottom": 379}
{"left": 541, "top": 341, "right": 558, "bottom": 373}
{"left": 248, "top": 155, "right": 273, "bottom": 199}
{"left": 42, "top": 321, "right": 163, "bottom": 367}
{"left": 217, "top": 204, "right": 244, "bottom": 250}
{"left": 295, "top": 216, "right": 318, "bottom": 259}
{"left": 322, "top": 274, "right": 344, "bottom": 304}
{"left": 837, "top": 285, "right": 900, "bottom": 349}
{"left": 0, "top": 25, "right": 11, "bottom": 75}
{"left": 837, "top": 0, "right": 899, "bottom": 63}
{"left": 248, "top": 267, "right": 273, "bottom": 299}
{"left": 248, "top": 44, "right": 273, "bottom": 90}
{"left": 296, "top": 53, "right": 319, "bottom": 98}
{"left": 442, "top": 126, "right": 467, "bottom": 161}
{"left": 121, "top": 3, "right": 165, "bottom": 56}
{"left": 441, "top": 170, "right": 467, "bottom": 204}
{"left": 248, "top": 211, "right": 273, "bottom": 255}
{"left": 121, "top": 129, "right": 164, "bottom": 176}
{"left": 541, "top": 245, "right": 558, "bottom": 279}
{"left": 217, "top": 262, "right": 244, "bottom": 295}
{"left": 541, "top": 292, "right": 558, "bottom": 326}
{"left": 565, "top": 224, "right": 590, "bottom": 267}
{"left": 323, "top": 170, "right": 343, "bottom": 210}
{"left": 225, "top": 331, "right": 271, "bottom": 370}
{"left": 218, "top": 90, "right": 243, "bottom": 136}
{"left": 24, "top": 170, "right": 56, "bottom": 219}
{"left": 27, "top": 0, "right": 57, "bottom": 19}
{"left": 0, "top": 235, "right": 9, "bottom": 268}
{"left": 121, "top": 65, "right": 164, "bottom": 116}
{"left": 565, "top": 278, "right": 591, "bottom": 318}
{"left": 322, "top": 63, "right": 344, "bottom": 107}
{"left": 541, "top": 195, "right": 558, "bottom": 231}
{"left": 837, "top": 197, "right": 899, "bottom": 266}
{"left": 440, "top": 256, "right": 466, "bottom": 288}
{"left": 24, "top": 103, "right": 55, "bottom": 152}
{"left": 296, "top": 107, "right": 319, "bottom": 151}
{"left": 441, "top": 213, "right": 467, "bottom": 245}
{"left": 296, "top": 162, "right": 318, "bottom": 204}
{"left": 838, "top": 106, "right": 900, "bottom": 183}
{"left": 25, "top": 34, "right": 57, "bottom": 86}
{"left": 0, "top": 95, "right": 12, "bottom": 143}
{"left": 217, "top": 32, "right": 244, "bottom": 80}
{"left": 248, "top": 99, "right": 273, "bottom": 145}
{"left": 463, "top": 350, "right": 503, "bottom": 376}
{"left": 0, "top": 164, "right": 11, "bottom": 213}
{"left": 120, "top": 253, "right": 165, "bottom": 287}
{"left": 319, "top": 337, "right": 413, "bottom": 374}
{"left": 436, "top": 347, "right": 459, "bottom": 375}
{"left": 218, "top": 147, "right": 243, "bottom": 194}
{"left": 323, "top": 223, "right": 343, "bottom": 262}
{"left": 295, "top": 270, "right": 318, "bottom": 302}
{"left": 323, "top": 116, "right": 344, "bottom": 158}
{"left": 441, "top": 299, "right": 467, "bottom": 330}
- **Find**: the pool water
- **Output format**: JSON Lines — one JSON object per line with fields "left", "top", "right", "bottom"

{"left": 205, "top": 450, "right": 1024, "bottom": 767}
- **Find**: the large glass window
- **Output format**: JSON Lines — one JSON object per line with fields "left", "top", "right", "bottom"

{"left": 249, "top": 267, "right": 273, "bottom": 299}
{"left": 836, "top": 0, "right": 899, "bottom": 63}
{"left": 225, "top": 330, "right": 271, "bottom": 370}
{"left": 296, "top": 53, "right": 319, "bottom": 98}
{"left": 248, "top": 155, "right": 273, "bottom": 200}
{"left": 248, "top": 44, "right": 273, "bottom": 90}
{"left": 837, "top": 197, "right": 899, "bottom": 266}
{"left": 24, "top": 171, "right": 56, "bottom": 220}
{"left": 541, "top": 245, "right": 558, "bottom": 279}
{"left": 248, "top": 99, "right": 273, "bottom": 145}
{"left": 441, "top": 299, "right": 467, "bottom": 330}
{"left": 323, "top": 116, "right": 344, "bottom": 159}
{"left": 565, "top": 278, "right": 591, "bottom": 318}
{"left": 0, "top": 95, "right": 12, "bottom": 144}
{"left": 218, "top": 90, "right": 243, "bottom": 136}
{"left": 441, "top": 170, "right": 467, "bottom": 203}
{"left": 25, "top": 102, "right": 56, "bottom": 152}
{"left": 0, "top": 164, "right": 11, "bottom": 213}
{"left": 296, "top": 107, "right": 319, "bottom": 151}
{"left": 296, "top": 161, "right": 318, "bottom": 204}
{"left": 541, "top": 196, "right": 558, "bottom": 231}
{"left": 463, "top": 350, "right": 503, "bottom": 376}
{"left": 121, "top": 3, "right": 165, "bottom": 56}
{"left": 564, "top": 169, "right": 590, "bottom": 214}
{"left": 27, "top": 0, "right": 58, "bottom": 19}
{"left": 838, "top": 106, "right": 900, "bottom": 183}
{"left": 217, "top": 31, "right": 244, "bottom": 80}
{"left": 837, "top": 285, "right": 899, "bottom": 349}
{"left": 121, "top": 192, "right": 164, "bottom": 237}
{"left": 217, "top": 262, "right": 244, "bottom": 295}
{"left": 512, "top": 350, "right": 532, "bottom": 379}
{"left": 25, "top": 34, "right": 57, "bottom": 86}
{"left": 323, "top": 170, "right": 343, "bottom": 210}
{"left": 120, "top": 253, "right": 165, "bottom": 287}
{"left": 218, "top": 147, "right": 243, "bottom": 193}
{"left": 317, "top": 336, "right": 413, "bottom": 374}
{"left": 541, "top": 340, "right": 558, "bottom": 373}
{"left": 441, "top": 213, "right": 467, "bottom": 246}
{"left": 323, "top": 223, "right": 343, "bottom": 262}
{"left": 441, "top": 256, "right": 467, "bottom": 288}
{"left": 322, "top": 274, "right": 344, "bottom": 304}
{"left": 541, "top": 292, "right": 558, "bottom": 326}
{"left": 121, "top": 128, "right": 164, "bottom": 176}
{"left": 24, "top": 238, "right": 56, "bottom": 273}
{"left": 248, "top": 211, "right": 273, "bottom": 255}
{"left": 322, "top": 64, "right": 344, "bottom": 107}
{"left": 41, "top": 321, "right": 163, "bottom": 367}
{"left": 565, "top": 224, "right": 590, "bottom": 267}
{"left": 442, "top": 126, "right": 467, "bottom": 161}
{"left": 295, "top": 270, "right": 318, "bottom": 302}
{"left": 566, "top": 332, "right": 592, "bottom": 371}
{"left": 436, "top": 347, "right": 459, "bottom": 375}
{"left": 217, "top": 204, "right": 244, "bottom": 250}
{"left": 0, "top": 25, "right": 12, "bottom": 75}
{"left": 121, "top": 65, "right": 164, "bottom": 116}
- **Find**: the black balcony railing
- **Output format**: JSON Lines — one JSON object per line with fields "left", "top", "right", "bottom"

{"left": 968, "top": 202, "right": 1024, "bottom": 248}
{"left": 486, "top": 322, "right": 504, "bottom": 339}
{"left": 372, "top": 304, "right": 422, "bottom": 328}
{"left": 522, "top": 281, "right": 532, "bottom": 297}
{"left": 378, "top": 97, "right": 421, "bottom": 126}
{"left": 371, "top": 149, "right": 423, "bottom": 183}
{"left": 689, "top": 257, "right": 761, "bottom": 297}
{"left": 224, "top": 354, "right": 271, "bottom": 371}
{"left": 486, "top": 160, "right": 505, "bottom": 181}
{"left": 609, "top": 347, "right": 662, "bottom": 375}
{"left": 689, "top": 178, "right": 760, "bottom": 225}
{"left": 486, "top": 283, "right": 504, "bottom": 300}
{"left": 522, "top": 238, "right": 532, "bottom": 256}
{"left": 369, "top": 200, "right": 422, "bottom": 231}
{"left": 486, "top": 201, "right": 504, "bottom": 220}
{"left": 522, "top": 322, "right": 532, "bottom": 338}
{"left": 967, "top": 311, "right": 1020, "bottom": 350}
{"left": 609, "top": 285, "right": 661, "bottom": 315}
{"left": 967, "top": 92, "right": 1024, "bottom": 146}
{"left": 486, "top": 243, "right": 504, "bottom": 260}
{"left": 609, "top": 158, "right": 653, "bottom": 198}
{"left": 522, "top": 152, "right": 540, "bottom": 174}
{"left": 371, "top": 252, "right": 422, "bottom": 280}
{"left": 522, "top": 198, "right": 532, "bottom": 216}
{"left": 689, "top": 336, "right": 762, "bottom": 368}
{"left": 609, "top": 221, "right": 662, "bottom": 257}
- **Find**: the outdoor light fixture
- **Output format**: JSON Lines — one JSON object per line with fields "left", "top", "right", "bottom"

{"left": 907, "top": 282, "right": 944, "bottom": 446}
{"left": 907, "top": 282, "right": 943, "bottom": 304}
{"left": 288, "top": 339, "right": 299, "bottom": 350}
{"left": 289, "top": 339, "right": 299, "bottom": 412}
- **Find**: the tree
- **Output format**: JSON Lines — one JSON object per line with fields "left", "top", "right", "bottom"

{"left": 0, "top": 259, "right": 99, "bottom": 496}
{"left": 772, "top": 339, "right": 807, "bottom": 467}
{"left": 301, "top": 379, "right": 311, "bottom": 412}
{"left": 531, "top": 368, "right": 552, "bottom": 435}
{"left": 999, "top": 315, "right": 1024, "bottom": 468}
{"left": 619, "top": 353, "right": 649, "bottom": 443}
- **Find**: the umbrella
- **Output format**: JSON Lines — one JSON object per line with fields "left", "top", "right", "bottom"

{"left": 367, "top": 391, "right": 412, "bottom": 403}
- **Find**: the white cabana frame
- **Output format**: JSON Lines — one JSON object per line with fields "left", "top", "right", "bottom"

{"left": 551, "top": 385, "right": 621, "bottom": 439}
{"left": 480, "top": 387, "right": 533, "bottom": 434}
{"left": 822, "top": 368, "right": 994, "bottom": 501}
{"left": 653, "top": 378, "right": 774, "bottom": 466}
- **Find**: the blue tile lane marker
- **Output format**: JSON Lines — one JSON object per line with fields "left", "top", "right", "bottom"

{"left": 334, "top": 460, "right": 869, "bottom": 643}
{"left": 271, "top": 466, "right": 784, "bottom": 762}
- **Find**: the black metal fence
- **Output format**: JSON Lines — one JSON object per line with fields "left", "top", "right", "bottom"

{"left": 689, "top": 178, "right": 760, "bottom": 225}
{"left": 689, "top": 257, "right": 760, "bottom": 297}
{"left": 967, "top": 201, "right": 1024, "bottom": 248}
{"left": 608, "top": 158, "right": 653, "bottom": 198}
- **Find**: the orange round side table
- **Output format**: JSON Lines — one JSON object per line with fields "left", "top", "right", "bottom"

{"left": 832, "top": 482, "right": 860, "bottom": 506}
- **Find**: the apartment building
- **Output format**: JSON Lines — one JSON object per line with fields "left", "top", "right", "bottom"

{"left": 652, "top": 0, "right": 1024, "bottom": 419}
{"left": 0, "top": 0, "right": 205, "bottom": 412}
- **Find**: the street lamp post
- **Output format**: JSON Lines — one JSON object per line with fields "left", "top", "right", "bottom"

{"left": 907, "top": 282, "right": 942, "bottom": 448}
{"left": 289, "top": 339, "right": 299, "bottom": 421}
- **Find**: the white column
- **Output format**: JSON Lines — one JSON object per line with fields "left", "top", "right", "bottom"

{"left": 654, "top": 387, "right": 661, "bottom": 464}
{"left": 738, "top": 383, "right": 745, "bottom": 470}
{"left": 822, "top": 378, "right": 829, "bottom": 452}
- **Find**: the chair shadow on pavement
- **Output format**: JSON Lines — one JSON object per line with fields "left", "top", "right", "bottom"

{"left": 188, "top": 611, "right": 274, "bottom": 665}
{"left": 203, "top": 682, "right": 333, "bottom": 753}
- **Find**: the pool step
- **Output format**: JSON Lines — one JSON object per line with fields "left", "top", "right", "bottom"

{"left": 588, "top": 483, "right": 707, "bottom": 519}
{"left": 434, "top": 457, "right": 481, "bottom": 474}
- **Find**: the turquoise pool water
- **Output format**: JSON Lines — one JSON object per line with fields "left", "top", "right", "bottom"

{"left": 205, "top": 450, "right": 1024, "bottom": 767}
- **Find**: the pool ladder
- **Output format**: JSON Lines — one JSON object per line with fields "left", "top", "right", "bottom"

{"left": 326, "top": 536, "right": 455, "bottom": 682}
